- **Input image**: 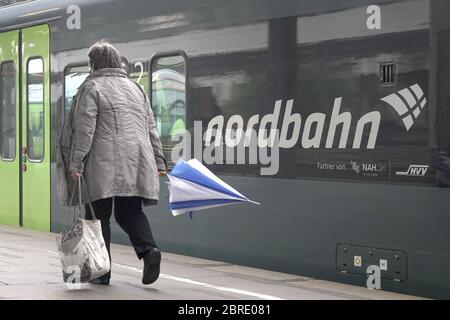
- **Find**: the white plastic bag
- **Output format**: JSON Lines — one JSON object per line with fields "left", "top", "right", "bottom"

{"left": 56, "top": 176, "right": 110, "bottom": 283}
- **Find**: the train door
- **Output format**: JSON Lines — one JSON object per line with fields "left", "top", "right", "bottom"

{"left": 21, "top": 25, "right": 50, "bottom": 231}
{"left": 0, "top": 24, "right": 50, "bottom": 231}
{"left": 0, "top": 30, "right": 20, "bottom": 226}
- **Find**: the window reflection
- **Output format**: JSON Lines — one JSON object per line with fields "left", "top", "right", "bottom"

{"left": 27, "top": 58, "right": 44, "bottom": 161}
{"left": 1, "top": 62, "right": 16, "bottom": 160}
{"left": 64, "top": 65, "right": 90, "bottom": 120}
{"left": 151, "top": 55, "right": 186, "bottom": 166}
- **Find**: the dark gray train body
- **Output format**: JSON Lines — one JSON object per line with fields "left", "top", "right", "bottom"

{"left": 1, "top": 0, "right": 449, "bottom": 298}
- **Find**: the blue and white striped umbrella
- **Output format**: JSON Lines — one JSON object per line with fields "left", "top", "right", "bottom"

{"left": 167, "top": 159, "right": 260, "bottom": 216}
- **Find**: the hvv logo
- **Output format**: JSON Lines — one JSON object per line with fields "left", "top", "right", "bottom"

{"left": 396, "top": 165, "right": 429, "bottom": 177}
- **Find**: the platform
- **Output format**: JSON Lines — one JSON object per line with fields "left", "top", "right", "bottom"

{"left": 0, "top": 225, "right": 425, "bottom": 300}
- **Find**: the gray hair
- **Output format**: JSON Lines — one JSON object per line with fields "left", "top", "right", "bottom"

{"left": 88, "top": 40, "right": 122, "bottom": 71}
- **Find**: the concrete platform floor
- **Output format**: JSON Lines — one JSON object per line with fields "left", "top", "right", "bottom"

{"left": 0, "top": 225, "right": 425, "bottom": 300}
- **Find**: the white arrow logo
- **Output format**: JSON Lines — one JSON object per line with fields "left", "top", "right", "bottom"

{"left": 380, "top": 84, "right": 427, "bottom": 131}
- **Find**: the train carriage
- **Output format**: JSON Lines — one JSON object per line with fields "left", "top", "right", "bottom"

{"left": 0, "top": 0, "right": 450, "bottom": 298}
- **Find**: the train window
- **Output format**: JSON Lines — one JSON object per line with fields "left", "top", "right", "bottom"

{"left": 64, "top": 65, "right": 90, "bottom": 119}
{"left": 151, "top": 54, "right": 186, "bottom": 165}
{"left": 27, "top": 58, "right": 44, "bottom": 161}
{"left": 1, "top": 61, "right": 16, "bottom": 161}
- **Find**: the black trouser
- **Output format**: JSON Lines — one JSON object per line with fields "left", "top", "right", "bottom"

{"left": 85, "top": 196, "right": 157, "bottom": 280}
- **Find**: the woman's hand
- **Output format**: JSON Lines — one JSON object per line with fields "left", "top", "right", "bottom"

{"left": 158, "top": 170, "right": 167, "bottom": 177}
{"left": 70, "top": 172, "right": 81, "bottom": 181}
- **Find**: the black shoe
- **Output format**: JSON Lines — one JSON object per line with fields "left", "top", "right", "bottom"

{"left": 89, "top": 277, "right": 110, "bottom": 285}
{"left": 142, "top": 248, "right": 161, "bottom": 285}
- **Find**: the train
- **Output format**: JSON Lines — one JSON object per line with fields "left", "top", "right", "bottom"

{"left": 1, "top": 0, "right": 449, "bottom": 298}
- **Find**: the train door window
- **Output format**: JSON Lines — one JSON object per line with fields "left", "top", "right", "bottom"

{"left": 1, "top": 61, "right": 16, "bottom": 161}
{"left": 27, "top": 58, "right": 45, "bottom": 161}
{"left": 151, "top": 54, "right": 186, "bottom": 165}
{"left": 64, "top": 65, "right": 90, "bottom": 120}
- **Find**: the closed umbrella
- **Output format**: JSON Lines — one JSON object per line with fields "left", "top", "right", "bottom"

{"left": 167, "top": 158, "right": 260, "bottom": 217}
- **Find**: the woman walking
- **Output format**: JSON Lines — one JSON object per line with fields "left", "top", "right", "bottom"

{"left": 59, "top": 40, "right": 167, "bottom": 285}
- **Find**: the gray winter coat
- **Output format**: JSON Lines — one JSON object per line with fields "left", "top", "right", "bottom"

{"left": 56, "top": 68, "right": 167, "bottom": 207}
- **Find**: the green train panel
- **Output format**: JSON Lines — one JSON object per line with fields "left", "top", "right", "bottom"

{"left": 0, "top": 24, "right": 50, "bottom": 231}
